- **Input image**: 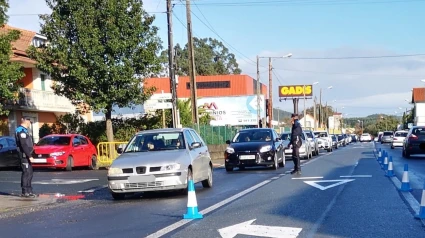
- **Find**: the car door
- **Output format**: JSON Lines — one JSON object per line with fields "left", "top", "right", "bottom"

{"left": 272, "top": 131, "right": 283, "bottom": 160}
{"left": 72, "top": 136, "right": 85, "bottom": 166}
{"left": 6, "top": 138, "right": 20, "bottom": 167}
{"left": 189, "top": 130, "right": 209, "bottom": 180}
{"left": 0, "top": 138, "right": 10, "bottom": 167}
{"left": 77, "top": 136, "right": 90, "bottom": 165}
{"left": 184, "top": 130, "right": 203, "bottom": 182}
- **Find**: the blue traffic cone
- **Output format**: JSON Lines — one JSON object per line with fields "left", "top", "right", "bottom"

{"left": 382, "top": 156, "right": 388, "bottom": 170}
{"left": 400, "top": 164, "right": 413, "bottom": 192}
{"left": 379, "top": 150, "right": 384, "bottom": 164}
{"left": 414, "top": 181, "right": 425, "bottom": 219}
{"left": 385, "top": 156, "right": 395, "bottom": 177}
{"left": 183, "top": 178, "right": 203, "bottom": 219}
{"left": 380, "top": 151, "right": 387, "bottom": 164}
{"left": 377, "top": 149, "right": 381, "bottom": 161}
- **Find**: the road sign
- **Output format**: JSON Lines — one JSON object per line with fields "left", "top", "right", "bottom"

{"left": 303, "top": 179, "right": 354, "bottom": 191}
{"left": 218, "top": 219, "right": 302, "bottom": 238}
{"left": 150, "top": 93, "right": 172, "bottom": 100}
{"left": 144, "top": 99, "right": 172, "bottom": 110}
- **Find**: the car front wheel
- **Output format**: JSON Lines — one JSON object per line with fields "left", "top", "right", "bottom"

{"left": 202, "top": 165, "right": 213, "bottom": 188}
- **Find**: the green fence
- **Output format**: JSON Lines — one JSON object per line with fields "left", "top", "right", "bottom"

{"left": 188, "top": 124, "right": 240, "bottom": 145}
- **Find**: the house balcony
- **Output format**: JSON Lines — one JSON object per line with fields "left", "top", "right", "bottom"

{"left": 4, "top": 88, "right": 75, "bottom": 113}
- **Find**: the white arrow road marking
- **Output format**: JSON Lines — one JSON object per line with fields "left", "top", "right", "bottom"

{"left": 304, "top": 179, "right": 355, "bottom": 191}
{"left": 218, "top": 219, "right": 302, "bottom": 238}
{"left": 32, "top": 179, "right": 99, "bottom": 185}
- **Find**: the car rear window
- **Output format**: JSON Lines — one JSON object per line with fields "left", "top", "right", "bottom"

{"left": 412, "top": 128, "right": 425, "bottom": 136}
{"left": 383, "top": 132, "right": 393, "bottom": 136}
{"left": 361, "top": 134, "right": 369, "bottom": 136}
{"left": 394, "top": 132, "right": 408, "bottom": 137}
{"left": 281, "top": 133, "right": 290, "bottom": 140}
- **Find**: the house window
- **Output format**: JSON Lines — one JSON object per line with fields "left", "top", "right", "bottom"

{"left": 41, "top": 74, "right": 46, "bottom": 91}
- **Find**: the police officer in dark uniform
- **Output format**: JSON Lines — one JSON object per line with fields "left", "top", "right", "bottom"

{"left": 15, "top": 117, "right": 36, "bottom": 198}
{"left": 286, "top": 113, "right": 303, "bottom": 175}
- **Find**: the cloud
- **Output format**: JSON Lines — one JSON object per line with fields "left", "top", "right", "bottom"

{"left": 238, "top": 47, "right": 423, "bottom": 117}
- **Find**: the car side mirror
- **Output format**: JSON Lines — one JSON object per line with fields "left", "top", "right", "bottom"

{"left": 117, "top": 147, "right": 123, "bottom": 154}
{"left": 225, "top": 140, "right": 231, "bottom": 145}
{"left": 191, "top": 142, "right": 201, "bottom": 149}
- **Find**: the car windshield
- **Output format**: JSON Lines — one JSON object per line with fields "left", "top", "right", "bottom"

{"left": 306, "top": 132, "right": 313, "bottom": 139}
{"left": 36, "top": 136, "right": 71, "bottom": 146}
{"left": 281, "top": 133, "right": 290, "bottom": 141}
{"left": 233, "top": 130, "right": 272, "bottom": 143}
{"left": 383, "top": 132, "right": 393, "bottom": 136}
{"left": 314, "top": 132, "right": 328, "bottom": 138}
{"left": 394, "top": 132, "right": 408, "bottom": 137}
{"left": 124, "top": 132, "right": 185, "bottom": 152}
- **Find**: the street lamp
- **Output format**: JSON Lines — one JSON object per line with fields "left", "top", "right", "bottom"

{"left": 303, "top": 81, "right": 319, "bottom": 130}
{"left": 256, "top": 53, "right": 292, "bottom": 128}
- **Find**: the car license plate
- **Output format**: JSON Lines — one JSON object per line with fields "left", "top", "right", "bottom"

{"left": 239, "top": 155, "right": 255, "bottom": 160}
{"left": 128, "top": 175, "right": 155, "bottom": 183}
{"left": 32, "top": 158, "right": 47, "bottom": 163}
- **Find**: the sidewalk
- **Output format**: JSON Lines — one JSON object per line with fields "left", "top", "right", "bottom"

{"left": 0, "top": 194, "right": 60, "bottom": 219}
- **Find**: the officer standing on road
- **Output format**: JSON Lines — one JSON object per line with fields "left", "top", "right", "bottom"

{"left": 15, "top": 117, "right": 37, "bottom": 198}
{"left": 286, "top": 113, "right": 303, "bottom": 175}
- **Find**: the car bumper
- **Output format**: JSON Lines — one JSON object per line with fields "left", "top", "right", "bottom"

{"left": 391, "top": 142, "right": 403, "bottom": 147}
{"left": 225, "top": 151, "right": 276, "bottom": 167}
{"left": 382, "top": 138, "right": 393, "bottom": 143}
{"left": 30, "top": 156, "right": 68, "bottom": 168}
{"left": 284, "top": 148, "right": 308, "bottom": 158}
{"left": 108, "top": 171, "right": 187, "bottom": 193}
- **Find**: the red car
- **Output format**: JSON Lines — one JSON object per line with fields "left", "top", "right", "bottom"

{"left": 32, "top": 134, "right": 98, "bottom": 171}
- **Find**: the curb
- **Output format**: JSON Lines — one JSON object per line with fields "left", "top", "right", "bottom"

{"left": 372, "top": 143, "right": 425, "bottom": 226}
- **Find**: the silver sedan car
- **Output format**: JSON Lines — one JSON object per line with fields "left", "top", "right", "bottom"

{"left": 107, "top": 128, "right": 213, "bottom": 200}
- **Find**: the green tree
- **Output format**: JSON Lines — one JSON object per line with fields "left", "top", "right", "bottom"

{"left": 158, "top": 99, "right": 212, "bottom": 127}
{"left": 28, "top": 0, "right": 162, "bottom": 142}
{"left": 159, "top": 37, "right": 241, "bottom": 76}
{"left": 0, "top": 0, "right": 25, "bottom": 115}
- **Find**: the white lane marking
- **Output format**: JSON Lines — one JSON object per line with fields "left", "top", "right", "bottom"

{"left": 279, "top": 174, "right": 286, "bottom": 176}
{"left": 218, "top": 219, "right": 302, "bottom": 238}
{"left": 146, "top": 149, "right": 334, "bottom": 238}
{"left": 292, "top": 177, "right": 324, "bottom": 180}
{"left": 271, "top": 176, "right": 280, "bottom": 180}
{"left": 304, "top": 179, "right": 355, "bottom": 191}
{"left": 145, "top": 180, "right": 272, "bottom": 238}
{"left": 340, "top": 175, "right": 372, "bottom": 178}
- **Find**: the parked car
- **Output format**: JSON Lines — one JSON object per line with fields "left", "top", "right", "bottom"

{"left": 381, "top": 131, "right": 394, "bottom": 144}
{"left": 225, "top": 128, "right": 285, "bottom": 172}
{"left": 281, "top": 131, "right": 313, "bottom": 160}
{"left": 330, "top": 134, "right": 338, "bottom": 149}
{"left": 32, "top": 134, "right": 98, "bottom": 171}
{"left": 304, "top": 130, "right": 320, "bottom": 156}
{"left": 391, "top": 130, "right": 408, "bottom": 149}
{"left": 313, "top": 131, "right": 333, "bottom": 152}
{"left": 360, "top": 133, "right": 372, "bottom": 142}
{"left": 0, "top": 136, "right": 20, "bottom": 169}
{"left": 108, "top": 128, "right": 213, "bottom": 200}
{"left": 337, "top": 134, "right": 346, "bottom": 146}
{"left": 402, "top": 126, "right": 425, "bottom": 158}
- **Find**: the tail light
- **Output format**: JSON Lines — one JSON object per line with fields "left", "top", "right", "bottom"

{"left": 409, "top": 134, "right": 418, "bottom": 140}
{"left": 393, "top": 138, "right": 397, "bottom": 140}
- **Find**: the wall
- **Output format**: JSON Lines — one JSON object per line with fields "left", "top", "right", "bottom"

{"left": 31, "top": 68, "right": 53, "bottom": 91}
{"left": 414, "top": 103, "right": 425, "bottom": 126}
{"left": 208, "top": 144, "right": 227, "bottom": 162}
{"left": 21, "top": 68, "right": 33, "bottom": 89}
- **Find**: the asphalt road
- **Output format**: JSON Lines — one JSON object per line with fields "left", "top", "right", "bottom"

{"left": 1, "top": 142, "right": 423, "bottom": 238}
{"left": 375, "top": 142, "right": 425, "bottom": 204}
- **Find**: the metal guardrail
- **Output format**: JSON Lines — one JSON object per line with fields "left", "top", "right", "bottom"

{"left": 97, "top": 142, "right": 128, "bottom": 167}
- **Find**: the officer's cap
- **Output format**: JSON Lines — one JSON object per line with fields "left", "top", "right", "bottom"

{"left": 22, "top": 117, "right": 32, "bottom": 122}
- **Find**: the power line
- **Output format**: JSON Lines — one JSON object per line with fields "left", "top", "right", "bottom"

{"left": 175, "top": 0, "right": 425, "bottom": 7}
{"left": 286, "top": 54, "right": 425, "bottom": 59}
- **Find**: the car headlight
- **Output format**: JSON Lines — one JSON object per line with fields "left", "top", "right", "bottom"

{"left": 260, "top": 145, "right": 272, "bottom": 153}
{"left": 160, "top": 163, "right": 181, "bottom": 171}
{"left": 50, "top": 151, "right": 65, "bottom": 157}
{"left": 226, "top": 147, "right": 235, "bottom": 154}
{"left": 108, "top": 168, "right": 123, "bottom": 176}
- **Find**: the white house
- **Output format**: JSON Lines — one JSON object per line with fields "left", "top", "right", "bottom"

{"left": 411, "top": 88, "right": 425, "bottom": 126}
{"left": 299, "top": 114, "right": 318, "bottom": 130}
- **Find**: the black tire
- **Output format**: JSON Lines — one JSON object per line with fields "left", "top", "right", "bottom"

{"left": 111, "top": 192, "right": 125, "bottom": 200}
{"left": 202, "top": 165, "right": 213, "bottom": 188}
{"left": 66, "top": 156, "right": 73, "bottom": 171}
{"left": 272, "top": 153, "right": 279, "bottom": 170}
{"left": 225, "top": 165, "right": 233, "bottom": 172}
{"left": 89, "top": 155, "right": 98, "bottom": 170}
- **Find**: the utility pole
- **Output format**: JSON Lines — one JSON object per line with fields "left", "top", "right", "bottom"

{"left": 167, "top": 0, "right": 177, "bottom": 128}
{"left": 313, "top": 96, "right": 317, "bottom": 130}
{"left": 256, "top": 55, "right": 261, "bottom": 127}
{"left": 185, "top": 0, "right": 199, "bottom": 128}
{"left": 268, "top": 57, "right": 273, "bottom": 128}
{"left": 293, "top": 98, "right": 299, "bottom": 114}
{"left": 319, "top": 88, "right": 322, "bottom": 128}
{"left": 303, "top": 85, "right": 306, "bottom": 129}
